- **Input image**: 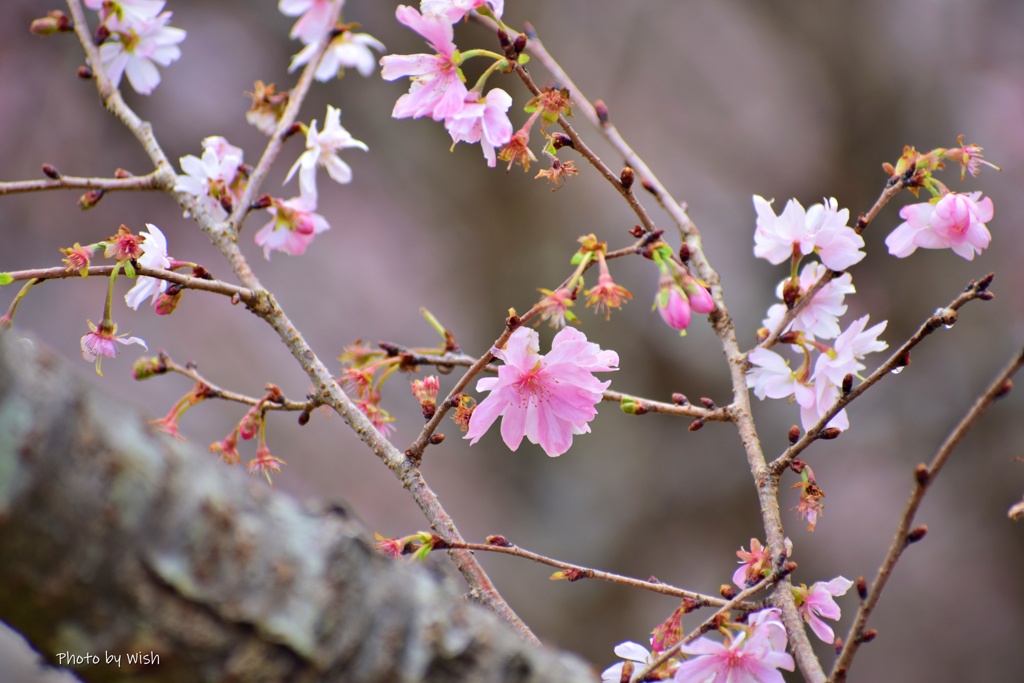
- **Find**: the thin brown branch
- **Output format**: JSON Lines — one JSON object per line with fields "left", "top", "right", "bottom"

{"left": 159, "top": 355, "right": 315, "bottom": 412}
{"left": 449, "top": 540, "right": 744, "bottom": 609}
{"left": 0, "top": 171, "right": 162, "bottom": 195}
{"left": 770, "top": 273, "right": 995, "bottom": 475}
{"left": 829, "top": 345, "right": 1024, "bottom": 682}
{"left": 2, "top": 264, "right": 255, "bottom": 302}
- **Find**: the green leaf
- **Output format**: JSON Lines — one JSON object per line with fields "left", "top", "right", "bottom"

{"left": 123, "top": 261, "right": 136, "bottom": 279}
{"left": 0, "top": 273, "right": 12, "bottom": 286}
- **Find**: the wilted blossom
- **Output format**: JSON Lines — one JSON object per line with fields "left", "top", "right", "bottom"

{"left": 794, "top": 576, "right": 853, "bottom": 643}
{"left": 600, "top": 641, "right": 653, "bottom": 683}
{"left": 753, "top": 195, "right": 865, "bottom": 271}
{"left": 465, "top": 326, "right": 618, "bottom": 457}
{"left": 285, "top": 105, "right": 367, "bottom": 200}
{"left": 380, "top": 6, "right": 468, "bottom": 121}
{"left": 254, "top": 196, "right": 330, "bottom": 259}
{"left": 885, "top": 191, "right": 993, "bottom": 261}
{"left": 125, "top": 224, "right": 172, "bottom": 310}
{"left": 290, "top": 30, "right": 385, "bottom": 80}
{"left": 97, "top": 9, "right": 185, "bottom": 95}
{"left": 733, "top": 538, "right": 770, "bottom": 589}
{"left": 444, "top": 88, "right": 514, "bottom": 167}
{"left": 762, "top": 262, "right": 854, "bottom": 341}
{"left": 673, "top": 608, "right": 794, "bottom": 683}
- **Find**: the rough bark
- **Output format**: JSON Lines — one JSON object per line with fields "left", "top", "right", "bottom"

{"left": 0, "top": 332, "right": 596, "bottom": 683}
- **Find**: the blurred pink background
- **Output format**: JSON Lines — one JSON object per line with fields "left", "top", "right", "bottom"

{"left": 2, "top": 1, "right": 1023, "bottom": 681}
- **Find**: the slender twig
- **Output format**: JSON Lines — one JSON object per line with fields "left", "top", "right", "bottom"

{"left": 160, "top": 355, "right": 315, "bottom": 412}
{"left": 446, "top": 540, "right": 745, "bottom": 609}
{"left": 3, "top": 264, "right": 255, "bottom": 302}
{"left": 770, "top": 274, "right": 995, "bottom": 475}
{"left": 761, "top": 178, "right": 907, "bottom": 349}
{"left": 507, "top": 19, "right": 822, "bottom": 678}
{"left": 65, "top": 0, "right": 538, "bottom": 643}
{"left": 829, "top": 346, "right": 1024, "bottom": 682}
{"left": 635, "top": 568, "right": 788, "bottom": 682}
{"left": 0, "top": 171, "right": 162, "bottom": 195}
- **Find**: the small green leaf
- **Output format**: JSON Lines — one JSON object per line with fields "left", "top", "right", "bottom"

{"left": 123, "top": 261, "right": 136, "bottom": 279}
{"left": 0, "top": 273, "right": 12, "bottom": 286}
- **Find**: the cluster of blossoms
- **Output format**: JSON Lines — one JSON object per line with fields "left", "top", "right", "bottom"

{"left": 280, "top": 0, "right": 384, "bottom": 82}
{"left": 465, "top": 326, "right": 618, "bottom": 457}
{"left": 85, "top": 0, "right": 185, "bottom": 95}
{"left": 746, "top": 195, "right": 887, "bottom": 433}
{"left": 381, "top": 2, "right": 515, "bottom": 167}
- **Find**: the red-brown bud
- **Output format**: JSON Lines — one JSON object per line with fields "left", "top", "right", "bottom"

{"left": 486, "top": 534, "right": 511, "bottom": 547}
{"left": 856, "top": 576, "right": 868, "bottom": 600}
{"left": 914, "top": 464, "right": 930, "bottom": 486}
{"left": 788, "top": 425, "right": 801, "bottom": 444}
{"left": 834, "top": 637, "right": 844, "bottom": 656}
{"left": 628, "top": 224, "right": 645, "bottom": 238}
{"left": 77, "top": 65, "right": 94, "bottom": 80}
{"left": 513, "top": 33, "right": 528, "bottom": 54}
{"left": 678, "top": 243, "right": 691, "bottom": 263}
{"left": 154, "top": 284, "right": 183, "bottom": 315}
{"left": 297, "top": 410, "right": 311, "bottom": 426}
{"left": 551, "top": 133, "right": 573, "bottom": 150}
{"left": 699, "top": 397, "right": 716, "bottom": 410}
{"left": 907, "top": 525, "right": 928, "bottom": 544}
{"left": 620, "top": 166, "right": 635, "bottom": 190}
{"left": 858, "top": 629, "right": 878, "bottom": 644}
{"left": 688, "top": 418, "right": 704, "bottom": 431}
{"left": 672, "top": 393, "right": 689, "bottom": 406}
{"left": 819, "top": 427, "right": 841, "bottom": 440}
{"left": 78, "top": 188, "right": 105, "bottom": 210}
{"left": 594, "top": 99, "right": 609, "bottom": 125}
{"left": 93, "top": 24, "right": 110, "bottom": 46}
{"left": 842, "top": 373, "right": 853, "bottom": 395}
{"left": 114, "top": 168, "right": 133, "bottom": 178}
{"left": 641, "top": 178, "right": 657, "bottom": 195}
{"left": 719, "top": 584, "right": 736, "bottom": 599}
{"left": 42, "top": 163, "right": 61, "bottom": 179}
{"left": 995, "top": 379, "right": 1013, "bottom": 399}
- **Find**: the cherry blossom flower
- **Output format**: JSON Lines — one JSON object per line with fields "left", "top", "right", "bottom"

{"left": 601, "top": 641, "right": 654, "bottom": 683}
{"left": 536, "top": 287, "right": 577, "bottom": 328}
{"left": 98, "top": 10, "right": 185, "bottom": 95}
{"left": 81, "top": 320, "right": 147, "bottom": 376}
{"left": 465, "top": 327, "right": 618, "bottom": 457}
{"left": 175, "top": 144, "right": 245, "bottom": 220}
{"left": 445, "top": 89, "right": 514, "bottom": 167}
{"left": 655, "top": 277, "right": 692, "bottom": 332}
{"left": 290, "top": 30, "right": 385, "bottom": 80}
{"left": 794, "top": 577, "right": 853, "bottom": 643}
{"left": 253, "top": 196, "right": 330, "bottom": 259}
{"left": 285, "top": 105, "right": 367, "bottom": 200}
{"left": 585, "top": 255, "right": 632, "bottom": 320}
{"left": 753, "top": 195, "right": 864, "bottom": 271}
{"left": 380, "top": 6, "right": 468, "bottom": 121}
{"left": 885, "top": 191, "right": 993, "bottom": 261}
{"left": 421, "top": 0, "right": 504, "bottom": 23}
{"left": 86, "top": 0, "right": 164, "bottom": 28}
{"left": 746, "top": 347, "right": 844, "bottom": 431}
{"left": 733, "top": 538, "right": 770, "bottom": 589}
{"left": 674, "top": 610, "right": 794, "bottom": 683}
{"left": 762, "top": 262, "right": 854, "bottom": 341}
{"left": 813, "top": 315, "right": 888, "bottom": 390}
{"left": 279, "top": 0, "right": 338, "bottom": 44}
{"left": 125, "top": 224, "right": 172, "bottom": 310}
{"left": 61, "top": 243, "right": 94, "bottom": 276}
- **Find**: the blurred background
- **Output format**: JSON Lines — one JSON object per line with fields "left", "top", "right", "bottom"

{"left": 2, "top": 1, "right": 1023, "bottom": 681}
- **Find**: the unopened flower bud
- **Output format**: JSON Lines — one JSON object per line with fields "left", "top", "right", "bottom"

{"left": 428, "top": 433, "right": 445, "bottom": 445}
{"left": 219, "top": 194, "right": 234, "bottom": 214}
{"left": 594, "top": 99, "right": 609, "bottom": 125}
{"left": 628, "top": 224, "right": 645, "bottom": 238}
{"left": 699, "top": 397, "right": 716, "bottom": 409}
{"left": 93, "top": 24, "right": 110, "bottom": 46}
{"left": 782, "top": 278, "right": 800, "bottom": 309}
{"left": 30, "top": 13, "right": 65, "bottom": 36}
{"left": 819, "top": 427, "right": 841, "bottom": 440}
{"left": 678, "top": 243, "right": 691, "bottom": 263}
{"left": 252, "top": 193, "right": 273, "bottom": 210}
{"left": 719, "top": 584, "right": 736, "bottom": 599}
{"left": 77, "top": 65, "right": 93, "bottom": 80}
{"left": 551, "top": 133, "right": 573, "bottom": 150}
{"left": 154, "top": 284, "right": 183, "bottom": 315}
{"left": 620, "top": 398, "right": 642, "bottom": 415}
{"left": 505, "top": 314, "right": 520, "bottom": 329}
{"left": 114, "top": 168, "right": 133, "bottom": 178}
{"left": 486, "top": 534, "right": 511, "bottom": 547}
{"left": 131, "top": 356, "right": 166, "bottom": 380}
{"left": 297, "top": 410, "right": 310, "bottom": 426}
{"left": 42, "top": 163, "right": 60, "bottom": 179}
{"left": 856, "top": 576, "right": 868, "bottom": 600}
{"left": 907, "top": 525, "right": 928, "bottom": 544}
{"left": 977, "top": 290, "right": 995, "bottom": 301}
{"left": 858, "top": 629, "right": 878, "bottom": 644}
{"left": 914, "top": 464, "right": 930, "bottom": 486}
{"left": 689, "top": 418, "right": 704, "bottom": 431}
{"left": 513, "top": 33, "right": 527, "bottom": 54}
{"left": 788, "top": 425, "right": 801, "bottom": 444}
{"left": 620, "top": 166, "right": 635, "bottom": 190}
{"left": 641, "top": 177, "right": 657, "bottom": 194}
{"left": 755, "top": 327, "right": 770, "bottom": 344}
{"left": 78, "top": 188, "right": 105, "bottom": 210}
{"left": 842, "top": 373, "right": 854, "bottom": 395}
{"left": 995, "top": 379, "right": 1013, "bottom": 399}
{"left": 671, "top": 393, "right": 689, "bottom": 406}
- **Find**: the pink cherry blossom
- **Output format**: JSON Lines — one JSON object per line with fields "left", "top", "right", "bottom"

{"left": 97, "top": 10, "right": 185, "bottom": 95}
{"left": 600, "top": 641, "right": 652, "bottom": 683}
{"left": 746, "top": 347, "right": 847, "bottom": 432}
{"left": 290, "top": 30, "right": 385, "bottom": 80}
{"left": 885, "top": 191, "right": 993, "bottom": 261}
{"left": 278, "top": 0, "right": 338, "bottom": 44}
{"left": 125, "top": 224, "right": 171, "bottom": 310}
{"left": 813, "top": 315, "right": 888, "bottom": 389}
{"left": 81, "top": 320, "right": 147, "bottom": 376}
{"left": 733, "top": 538, "right": 770, "bottom": 589}
{"left": 285, "top": 106, "right": 367, "bottom": 200}
{"left": 753, "top": 195, "right": 864, "bottom": 271}
{"left": 795, "top": 576, "right": 853, "bottom": 643}
{"left": 445, "top": 89, "right": 514, "bottom": 167}
{"left": 762, "top": 262, "right": 854, "bottom": 341}
{"left": 380, "top": 6, "right": 468, "bottom": 121}
{"left": 254, "top": 196, "right": 330, "bottom": 259}
{"left": 674, "top": 610, "right": 794, "bottom": 683}
{"left": 421, "top": 0, "right": 504, "bottom": 23}
{"left": 465, "top": 327, "right": 618, "bottom": 457}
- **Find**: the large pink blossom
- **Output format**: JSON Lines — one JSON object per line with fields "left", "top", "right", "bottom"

{"left": 753, "top": 195, "right": 864, "bottom": 271}
{"left": 445, "top": 89, "right": 513, "bottom": 167}
{"left": 885, "top": 191, "right": 993, "bottom": 261}
{"left": 674, "top": 609, "right": 794, "bottom": 683}
{"left": 465, "top": 327, "right": 618, "bottom": 457}
{"left": 254, "top": 196, "right": 330, "bottom": 259}
{"left": 380, "top": 6, "right": 468, "bottom": 121}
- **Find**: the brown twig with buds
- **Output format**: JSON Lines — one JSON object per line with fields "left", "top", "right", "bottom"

{"left": 829, "top": 345, "right": 1024, "bottom": 681}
